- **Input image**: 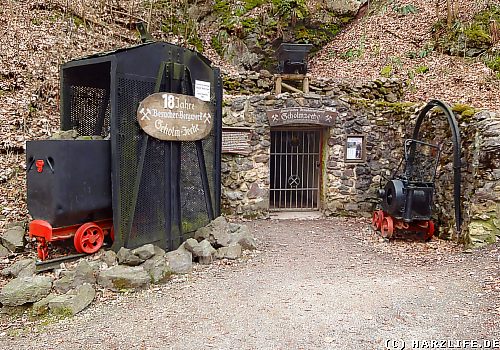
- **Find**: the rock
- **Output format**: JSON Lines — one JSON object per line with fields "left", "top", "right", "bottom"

{"left": 215, "top": 244, "right": 242, "bottom": 260}
{"left": 247, "top": 183, "right": 267, "bottom": 199}
{"left": 153, "top": 245, "right": 166, "bottom": 257}
{"left": 192, "top": 239, "right": 216, "bottom": 264}
{"left": 54, "top": 260, "right": 96, "bottom": 294}
{"left": 131, "top": 244, "right": 156, "bottom": 260}
{"left": 183, "top": 238, "right": 200, "bottom": 253}
{"left": 0, "top": 243, "right": 10, "bottom": 257}
{"left": 165, "top": 246, "right": 192, "bottom": 274}
{"left": 32, "top": 293, "right": 57, "bottom": 316}
{"left": 1, "top": 258, "right": 35, "bottom": 278}
{"left": 101, "top": 250, "right": 118, "bottom": 267}
{"left": 53, "top": 275, "right": 73, "bottom": 294}
{"left": 194, "top": 216, "right": 231, "bottom": 247}
{"left": 228, "top": 224, "right": 257, "bottom": 250}
{"left": 73, "top": 260, "right": 97, "bottom": 285}
{"left": 117, "top": 247, "right": 144, "bottom": 266}
{"left": 142, "top": 255, "right": 173, "bottom": 284}
{"left": 97, "top": 265, "right": 150, "bottom": 291}
{"left": 0, "top": 276, "right": 52, "bottom": 306}
{"left": 48, "top": 284, "right": 95, "bottom": 316}
{"left": 1, "top": 226, "right": 25, "bottom": 253}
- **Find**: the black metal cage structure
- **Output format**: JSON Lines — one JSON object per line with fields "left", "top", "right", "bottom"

{"left": 60, "top": 42, "right": 222, "bottom": 251}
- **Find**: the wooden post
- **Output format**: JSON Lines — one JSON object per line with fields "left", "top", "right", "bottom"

{"left": 275, "top": 75, "right": 282, "bottom": 94}
{"left": 303, "top": 76, "right": 309, "bottom": 93}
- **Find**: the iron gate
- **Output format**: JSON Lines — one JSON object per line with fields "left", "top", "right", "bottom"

{"left": 270, "top": 129, "right": 321, "bottom": 210}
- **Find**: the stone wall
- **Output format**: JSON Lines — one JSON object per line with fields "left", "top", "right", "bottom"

{"left": 221, "top": 81, "right": 500, "bottom": 247}
{"left": 465, "top": 111, "right": 500, "bottom": 246}
{"left": 223, "top": 71, "right": 404, "bottom": 102}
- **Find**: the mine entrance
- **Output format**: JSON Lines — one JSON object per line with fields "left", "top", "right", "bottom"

{"left": 270, "top": 128, "right": 322, "bottom": 210}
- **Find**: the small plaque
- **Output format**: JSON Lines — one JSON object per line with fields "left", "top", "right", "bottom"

{"left": 266, "top": 107, "right": 337, "bottom": 127}
{"left": 137, "top": 92, "right": 214, "bottom": 141}
{"left": 222, "top": 129, "right": 251, "bottom": 155}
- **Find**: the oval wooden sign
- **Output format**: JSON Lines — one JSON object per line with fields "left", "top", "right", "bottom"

{"left": 137, "top": 93, "right": 214, "bottom": 141}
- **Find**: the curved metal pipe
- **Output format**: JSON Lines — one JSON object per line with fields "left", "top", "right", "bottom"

{"left": 411, "top": 100, "right": 462, "bottom": 232}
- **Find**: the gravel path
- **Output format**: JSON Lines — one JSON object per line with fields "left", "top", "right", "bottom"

{"left": 1, "top": 218, "right": 498, "bottom": 349}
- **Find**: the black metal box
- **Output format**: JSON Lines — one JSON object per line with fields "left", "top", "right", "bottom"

{"left": 26, "top": 140, "right": 112, "bottom": 227}
{"left": 277, "top": 43, "right": 313, "bottom": 74}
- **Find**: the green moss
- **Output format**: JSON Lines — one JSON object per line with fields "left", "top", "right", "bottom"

{"left": 243, "top": 0, "right": 265, "bottom": 11}
{"left": 373, "top": 100, "right": 416, "bottom": 114}
{"left": 380, "top": 65, "right": 392, "bottom": 78}
{"left": 452, "top": 103, "right": 477, "bottom": 118}
{"left": 214, "top": 0, "right": 231, "bottom": 14}
{"left": 241, "top": 17, "right": 259, "bottom": 32}
{"left": 112, "top": 278, "right": 132, "bottom": 291}
{"left": 414, "top": 65, "right": 429, "bottom": 74}
{"left": 50, "top": 307, "right": 74, "bottom": 318}
{"left": 485, "top": 55, "right": 500, "bottom": 77}
{"left": 434, "top": 6, "right": 500, "bottom": 56}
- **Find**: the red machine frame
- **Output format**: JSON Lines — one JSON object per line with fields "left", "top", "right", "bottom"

{"left": 29, "top": 219, "right": 114, "bottom": 260}
{"left": 371, "top": 210, "right": 434, "bottom": 240}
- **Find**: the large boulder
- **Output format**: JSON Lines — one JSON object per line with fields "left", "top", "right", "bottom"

{"left": 142, "top": 255, "right": 173, "bottom": 284}
{"left": 228, "top": 224, "right": 257, "bottom": 250}
{"left": 0, "top": 243, "right": 10, "bottom": 257}
{"left": 101, "top": 249, "right": 118, "bottom": 267}
{"left": 131, "top": 244, "right": 156, "bottom": 260}
{"left": 323, "top": 0, "right": 368, "bottom": 16}
{"left": 97, "top": 265, "right": 150, "bottom": 291}
{"left": 48, "top": 284, "right": 95, "bottom": 316}
{"left": 32, "top": 293, "right": 57, "bottom": 316}
{"left": 183, "top": 238, "right": 200, "bottom": 253}
{"left": 0, "top": 276, "right": 52, "bottom": 306}
{"left": 215, "top": 244, "right": 242, "bottom": 260}
{"left": 1, "top": 258, "right": 35, "bottom": 278}
{"left": 117, "top": 247, "right": 144, "bottom": 266}
{"left": 192, "top": 239, "right": 216, "bottom": 264}
{"left": 165, "top": 245, "right": 192, "bottom": 274}
{"left": 53, "top": 260, "right": 96, "bottom": 294}
{"left": 194, "top": 216, "right": 231, "bottom": 247}
{"left": 0, "top": 226, "right": 25, "bottom": 253}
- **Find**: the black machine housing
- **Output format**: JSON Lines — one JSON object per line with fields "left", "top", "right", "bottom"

{"left": 378, "top": 139, "right": 441, "bottom": 222}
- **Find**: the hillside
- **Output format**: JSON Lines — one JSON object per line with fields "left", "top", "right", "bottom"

{"left": 0, "top": 0, "right": 499, "bottom": 226}
{"left": 310, "top": 0, "right": 500, "bottom": 111}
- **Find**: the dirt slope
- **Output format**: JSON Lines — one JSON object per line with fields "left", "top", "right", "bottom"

{"left": 310, "top": 0, "right": 500, "bottom": 111}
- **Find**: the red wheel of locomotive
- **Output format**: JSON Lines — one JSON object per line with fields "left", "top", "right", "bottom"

{"left": 74, "top": 222, "right": 104, "bottom": 254}
{"left": 381, "top": 216, "right": 394, "bottom": 239}
{"left": 37, "top": 240, "right": 49, "bottom": 260}
{"left": 372, "top": 210, "right": 384, "bottom": 231}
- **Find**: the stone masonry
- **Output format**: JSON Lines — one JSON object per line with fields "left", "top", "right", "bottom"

{"left": 221, "top": 77, "right": 499, "bottom": 247}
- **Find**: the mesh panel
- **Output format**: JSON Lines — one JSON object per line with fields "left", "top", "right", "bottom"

{"left": 131, "top": 137, "right": 166, "bottom": 246}
{"left": 69, "top": 86, "right": 110, "bottom": 136}
{"left": 116, "top": 77, "right": 156, "bottom": 245}
{"left": 404, "top": 140, "right": 440, "bottom": 183}
{"left": 203, "top": 134, "right": 216, "bottom": 212}
{"left": 180, "top": 141, "right": 210, "bottom": 234}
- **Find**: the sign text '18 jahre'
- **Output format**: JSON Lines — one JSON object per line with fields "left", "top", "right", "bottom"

{"left": 137, "top": 93, "right": 214, "bottom": 141}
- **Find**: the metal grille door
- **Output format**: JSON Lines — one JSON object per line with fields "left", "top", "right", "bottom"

{"left": 270, "top": 129, "right": 321, "bottom": 210}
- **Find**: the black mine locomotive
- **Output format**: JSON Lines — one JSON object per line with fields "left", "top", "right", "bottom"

{"left": 372, "top": 100, "right": 462, "bottom": 239}
{"left": 27, "top": 34, "right": 222, "bottom": 260}
{"left": 372, "top": 139, "right": 440, "bottom": 239}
